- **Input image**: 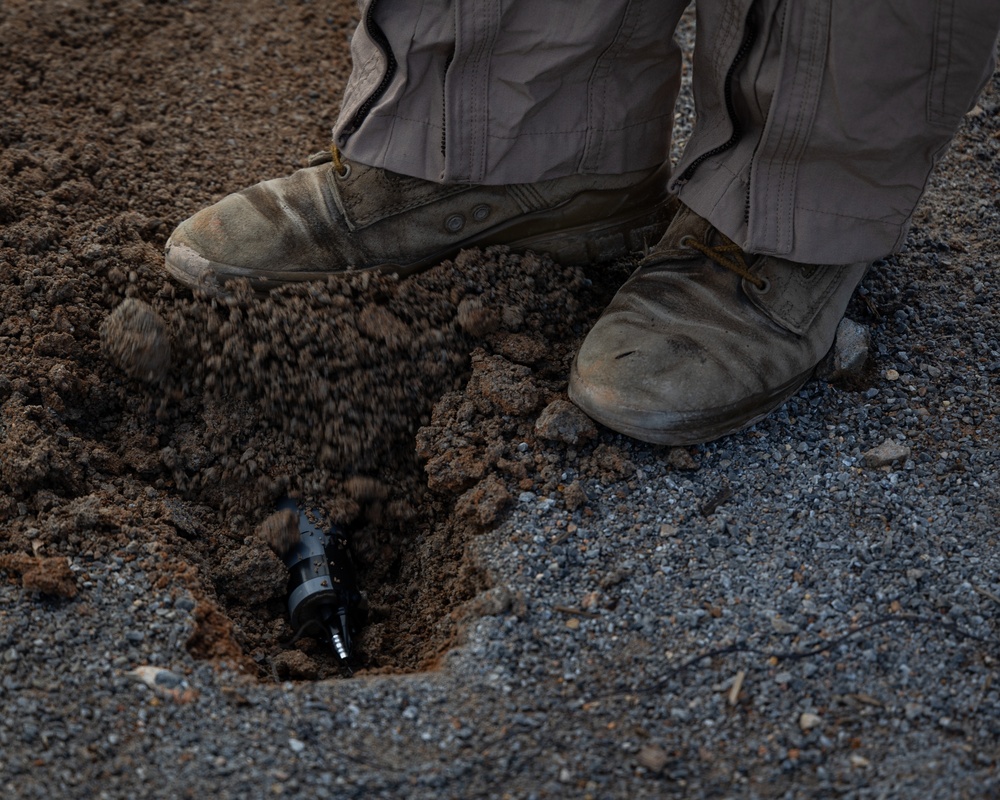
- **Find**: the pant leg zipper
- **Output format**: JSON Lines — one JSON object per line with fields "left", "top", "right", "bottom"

{"left": 441, "top": 51, "right": 453, "bottom": 157}
{"left": 337, "top": 0, "right": 398, "bottom": 144}
{"left": 674, "top": 13, "right": 757, "bottom": 186}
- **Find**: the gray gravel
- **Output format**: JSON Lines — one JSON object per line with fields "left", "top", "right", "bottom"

{"left": 2, "top": 17, "right": 999, "bottom": 800}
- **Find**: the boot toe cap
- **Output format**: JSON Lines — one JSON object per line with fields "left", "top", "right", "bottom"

{"left": 568, "top": 308, "right": 810, "bottom": 445}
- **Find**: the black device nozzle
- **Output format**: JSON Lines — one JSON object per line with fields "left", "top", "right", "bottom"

{"left": 278, "top": 499, "right": 366, "bottom": 672}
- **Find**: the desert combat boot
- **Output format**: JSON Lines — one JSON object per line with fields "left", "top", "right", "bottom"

{"left": 164, "top": 148, "right": 675, "bottom": 292}
{"left": 569, "top": 203, "right": 870, "bottom": 445}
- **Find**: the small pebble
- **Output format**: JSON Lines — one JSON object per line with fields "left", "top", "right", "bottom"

{"left": 667, "top": 448, "right": 699, "bottom": 470}
{"left": 799, "top": 712, "right": 822, "bottom": 731}
{"left": 637, "top": 745, "right": 670, "bottom": 772}
{"left": 817, "top": 317, "right": 870, "bottom": 381}
{"left": 863, "top": 439, "right": 911, "bottom": 468}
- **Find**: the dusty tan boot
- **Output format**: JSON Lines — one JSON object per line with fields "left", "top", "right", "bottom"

{"left": 164, "top": 147, "right": 675, "bottom": 292}
{"left": 568, "top": 203, "right": 870, "bottom": 445}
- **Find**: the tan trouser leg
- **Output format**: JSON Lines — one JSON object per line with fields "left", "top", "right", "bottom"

{"left": 676, "top": 0, "right": 1000, "bottom": 263}
{"left": 334, "top": 0, "right": 999, "bottom": 263}
{"left": 334, "top": 0, "right": 688, "bottom": 184}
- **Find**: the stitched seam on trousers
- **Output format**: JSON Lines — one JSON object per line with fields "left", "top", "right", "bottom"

{"left": 754, "top": 2, "right": 825, "bottom": 254}
{"left": 926, "top": 0, "right": 943, "bottom": 121}
{"left": 484, "top": 112, "right": 674, "bottom": 140}
{"left": 391, "top": 0, "right": 430, "bottom": 166}
{"left": 473, "top": 0, "right": 500, "bottom": 182}
{"left": 582, "top": 0, "right": 641, "bottom": 172}
{"left": 756, "top": 2, "right": 779, "bottom": 253}
{"left": 481, "top": 0, "right": 500, "bottom": 181}
{"left": 772, "top": 4, "right": 821, "bottom": 254}
{"left": 927, "top": 0, "right": 957, "bottom": 124}
{"left": 764, "top": 4, "right": 792, "bottom": 255}
{"left": 470, "top": 0, "right": 486, "bottom": 180}
{"left": 710, "top": 5, "right": 730, "bottom": 82}
{"left": 755, "top": 4, "right": 780, "bottom": 252}
{"left": 794, "top": 204, "right": 905, "bottom": 224}
{"left": 450, "top": 1, "right": 482, "bottom": 180}
{"left": 362, "top": 109, "right": 672, "bottom": 140}
{"left": 466, "top": 1, "right": 486, "bottom": 181}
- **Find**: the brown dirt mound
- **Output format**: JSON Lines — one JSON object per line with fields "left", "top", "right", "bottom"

{"left": 0, "top": 0, "right": 695, "bottom": 681}
{"left": 0, "top": 132, "right": 632, "bottom": 677}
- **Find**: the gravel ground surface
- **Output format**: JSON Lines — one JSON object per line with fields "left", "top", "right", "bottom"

{"left": 2, "top": 3, "right": 999, "bottom": 798}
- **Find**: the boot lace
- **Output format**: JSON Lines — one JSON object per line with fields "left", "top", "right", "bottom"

{"left": 682, "top": 234, "right": 768, "bottom": 291}
{"left": 330, "top": 143, "right": 350, "bottom": 178}
{"left": 307, "top": 144, "right": 351, "bottom": 179}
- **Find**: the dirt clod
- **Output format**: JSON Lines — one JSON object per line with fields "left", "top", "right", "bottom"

{"left": 100, "top": 298, "right": 171, "bottom": 382}
{"left": 257, "top": 509, "right": 301, "bottom": 557}
{"left": 455, "top": 585, "right": 514, "bottom": 620}
{"left": 457, "top": 296, "right": 501, "bottom": 337}
{"left": 467, "top": 350, "right": 543, "bottom": 416}
{"left": 344, "top": 476, "right": 390, "bottom": 504}
{"left": 213, "top": 543, "right": 288, "bottom": 603}
{"left": 0, "top": 554, "right": 77, "bottom": 598}
{"left": 271, "top": 649, "right": 320, "bottom": 681}
{"left": 562, "top": 481, "right": 589, "bottom": 511}
{"left": 455, "top": 475, "right": 512, "bottom": 527}
{"left": 534, "top": 398, "right": 598, "bottom": 445}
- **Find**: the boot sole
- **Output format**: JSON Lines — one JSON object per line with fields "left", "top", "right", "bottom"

{"left": 567, "top": 363, "right": 814, "bottom": 446}
{"left": 165, "top": 192, "right": 679, "bottom": 294}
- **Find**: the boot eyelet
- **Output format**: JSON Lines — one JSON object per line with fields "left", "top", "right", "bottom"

{"left": 445, "top": 213, "right": 466, "bottom": 233}
{"left": 335, "top": 162, "right": 352, "bottom": 180}
{"left": 755, "top": 277, "right": 771, "bottom": 293}
{"left": 678, "top": 235, "right": 694, "bottom": 249}
{"left": 472, "top": 204, "right": 491, "bottom": 222}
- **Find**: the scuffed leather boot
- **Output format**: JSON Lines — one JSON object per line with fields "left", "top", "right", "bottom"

{"left": 569, "top": 203, "right": 869, "bottom": 445}
{"left": 164, "top": 147, "right": 674, "bottom": 292}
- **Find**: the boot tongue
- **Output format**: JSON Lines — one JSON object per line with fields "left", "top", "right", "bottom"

{"left": 332, "top": 161, "right": 470, "bottom": 232}
{"left": 307, "top": 149, "right": 334, "bottom": 167}
{"left": 640, "top": 203, "right": 717, "bottom": 264}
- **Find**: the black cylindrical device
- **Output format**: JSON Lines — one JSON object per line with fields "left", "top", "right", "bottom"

{"left": 279, "top": 498, "right": 365, "bottom": 669}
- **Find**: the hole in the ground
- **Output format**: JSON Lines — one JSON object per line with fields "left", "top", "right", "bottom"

{"left": 130, "top": 247, "right": 635, "bottom": 682}
{"left": 0, "top": 214, "right": 644, "bottom": 684}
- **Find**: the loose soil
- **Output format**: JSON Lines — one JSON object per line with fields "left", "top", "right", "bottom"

{"left": 0, "top": 0, "right": 683, "bottom": 680}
